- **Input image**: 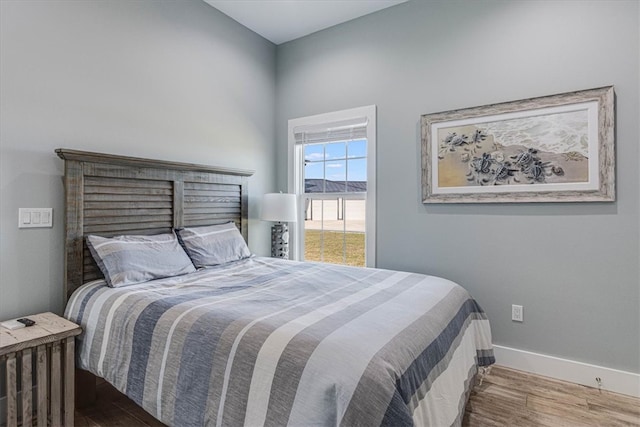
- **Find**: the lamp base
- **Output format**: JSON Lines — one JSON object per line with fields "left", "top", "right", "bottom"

{"left": 271, "top": 222, "right": 289, "bottom": 259}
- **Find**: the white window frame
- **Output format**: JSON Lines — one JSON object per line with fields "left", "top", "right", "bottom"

{"left": 287, "top": 105, "right": 376, "bottom": 267}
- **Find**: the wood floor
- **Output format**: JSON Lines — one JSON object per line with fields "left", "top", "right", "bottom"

{"left": 464, "top": 366, "right": 639, "bottom": 426}
{"left": 75, "top": 365, "right": 640, "bottom": 426}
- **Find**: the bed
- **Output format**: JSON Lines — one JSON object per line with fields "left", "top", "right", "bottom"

{"left": 57, "top": 149, "right": 494, "bottom": 427}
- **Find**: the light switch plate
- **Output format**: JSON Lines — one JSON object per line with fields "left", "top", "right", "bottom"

{"left": 18, "top": 208, "right": 53, "bottom": 228}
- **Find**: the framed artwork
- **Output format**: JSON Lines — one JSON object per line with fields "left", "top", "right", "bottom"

{"left": 421, "top": 86, "right": 614, "bottom": 203}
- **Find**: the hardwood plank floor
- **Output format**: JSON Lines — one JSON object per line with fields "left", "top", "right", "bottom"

{"left": 75, "top": 365, "right": 639, "bottom": 426}
{"left": 464, "top": 366, "right": 639, "bottom": 426}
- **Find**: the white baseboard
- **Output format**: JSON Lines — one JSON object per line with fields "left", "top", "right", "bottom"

{"left": 493, "top": 345, "right": 640, "bottom": 398}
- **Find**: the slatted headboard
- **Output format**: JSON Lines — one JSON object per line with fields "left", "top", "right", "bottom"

{"left": 56, "top": 149, "right": 254, "bottom": 300}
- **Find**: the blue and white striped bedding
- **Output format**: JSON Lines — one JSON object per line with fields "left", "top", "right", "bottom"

{"left": 65, "top": 257, "right": 494, "bottom": 426}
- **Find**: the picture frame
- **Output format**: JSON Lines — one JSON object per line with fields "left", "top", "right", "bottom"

{"left": 421, "top": 86, "right": 615, "bottom": 203}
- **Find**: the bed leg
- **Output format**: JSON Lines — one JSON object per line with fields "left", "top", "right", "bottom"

{"left": 75, "top": 368, "right": 97, "bottom": 408}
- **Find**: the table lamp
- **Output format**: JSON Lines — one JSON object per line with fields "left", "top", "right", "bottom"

{"left": 260, "top": 192, "right": 297, "bottom": 258}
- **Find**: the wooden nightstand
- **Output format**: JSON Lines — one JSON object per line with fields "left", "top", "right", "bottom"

{"left": 0, "top": 312, "right": 81, "bottom": 427}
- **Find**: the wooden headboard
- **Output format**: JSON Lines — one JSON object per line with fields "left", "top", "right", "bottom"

{"left": 56, "top": 149, "right": 254, "bottom": 299}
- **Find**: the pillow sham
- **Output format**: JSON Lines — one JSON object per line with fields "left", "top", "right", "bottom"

{"left": 176, "top": 222, "right": 251, "bottom": 268}
{"left": 86, "top": 232, "right": 196, "bottom": 288}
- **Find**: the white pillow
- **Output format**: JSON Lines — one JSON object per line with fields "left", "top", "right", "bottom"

{"left": 176, "top": 222, "right": 251, "bottom": 268}
{"left": 86, "top": 232, "right": 196, "bottom": 287}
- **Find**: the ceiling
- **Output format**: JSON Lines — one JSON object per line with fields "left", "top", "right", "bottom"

{"left": 203, "top": 0, "right": 409, "bottom": 45}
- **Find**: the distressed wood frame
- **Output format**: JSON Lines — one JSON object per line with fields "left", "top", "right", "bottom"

{"left": 421, "top": 86, "right": 615, "bottom": 203}
{"left": 56, "top": 149, "right": 254, "bottom": 300}
{"left": 0, "top": 313, "right": 82, "bottom": 427}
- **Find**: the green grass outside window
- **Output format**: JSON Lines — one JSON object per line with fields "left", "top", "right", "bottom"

{"left": 304, "top": 230, "right": 365, "bottom": 267}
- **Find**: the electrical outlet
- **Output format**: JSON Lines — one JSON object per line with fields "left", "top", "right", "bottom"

{"left": 512, "top": 304, "right": 523, "bottom": 322}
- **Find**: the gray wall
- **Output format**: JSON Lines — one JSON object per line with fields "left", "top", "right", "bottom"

{"left": 0, "top": 0, "right": 277, "bottom": 319}
{"left": 1, "top": 0, "right": 638, "bottom": 376}
{"left": 276, "top": 0, "right": 640, "bottom": 373}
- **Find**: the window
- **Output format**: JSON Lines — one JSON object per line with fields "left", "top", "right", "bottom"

{"left": 288, "top": 105, "right": 376, "bottom": 267}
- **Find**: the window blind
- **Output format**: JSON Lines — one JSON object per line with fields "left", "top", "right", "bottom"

{"left": 293, "top": 117, "right": 368, "bottom": 145}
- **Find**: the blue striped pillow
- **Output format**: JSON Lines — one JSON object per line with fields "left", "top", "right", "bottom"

{"left": 86, "top": 232, "right": 196, "bottom": 287}
{"left": 176, "top": 222, "right": 251, "bottom": 268}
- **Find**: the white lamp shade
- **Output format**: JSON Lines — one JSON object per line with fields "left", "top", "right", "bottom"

{"left": 261, "top": 193, "right": 297, "bottom": 222}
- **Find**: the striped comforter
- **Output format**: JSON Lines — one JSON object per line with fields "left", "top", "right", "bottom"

{"left": 65, "top": 257, "right": 494, "bottom": 427}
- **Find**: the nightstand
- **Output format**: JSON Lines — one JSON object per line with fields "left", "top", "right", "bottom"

{"left": 0, "top": 312, "right": 81, "bottom": 427}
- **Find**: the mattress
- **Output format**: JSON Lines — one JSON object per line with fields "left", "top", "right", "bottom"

{"left": 65, "top": 256, "right": 494, "bottom": 426}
